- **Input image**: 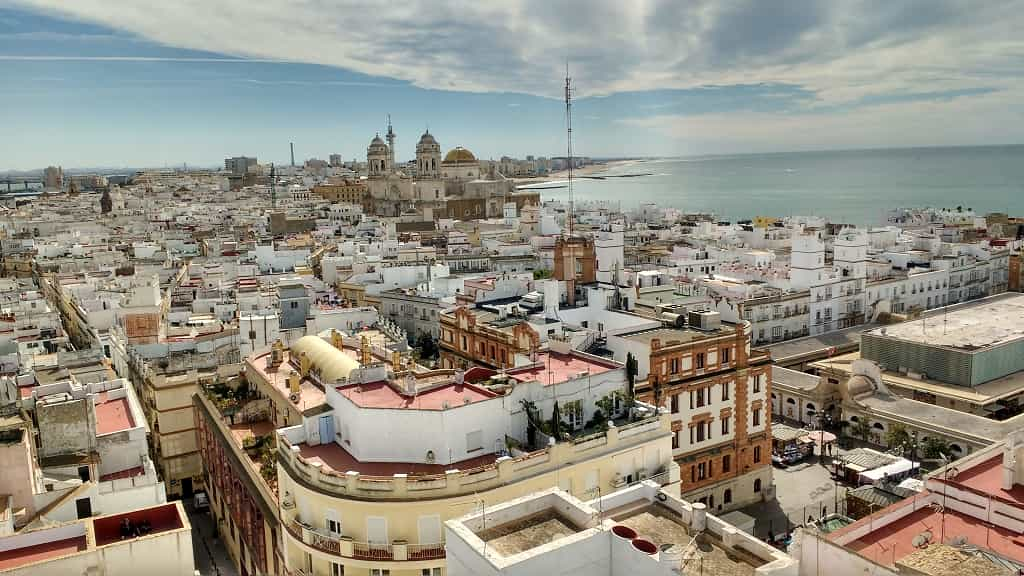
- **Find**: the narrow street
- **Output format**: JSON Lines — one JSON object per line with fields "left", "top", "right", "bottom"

{"left": 183, "top": 497, "right": 239, "bottom": 576}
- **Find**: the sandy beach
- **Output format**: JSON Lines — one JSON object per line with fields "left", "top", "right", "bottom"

{"left": 512, "top": 159, "right": 640, "bottom": 185}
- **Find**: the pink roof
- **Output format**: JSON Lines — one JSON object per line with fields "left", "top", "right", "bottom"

{"left": 846, "top": 501, "right": 1024, "bottom": 566}
{"left": 297, "top": 441, "right": 497, "bottom": 477}
{"left": 508, "top": 352, "right": 618, "bottom": 386}
{"left": 939, "top": 455, "right": 1024, "bottom": 507}
{"left": 337, "top": 381, "right": 496, "bottom": 410}
{"left": 0, "top": 536, "right": 87, "bottom": 570}
{"left": 94, "top": 392, "right": 135, "bottom": 435}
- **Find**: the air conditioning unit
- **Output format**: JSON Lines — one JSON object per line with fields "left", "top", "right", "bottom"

{"left": 610, "top": 473, "right": 627, "bottom": 488}
{"left": 637, "top": 469, "right": 648, "bottom": 481}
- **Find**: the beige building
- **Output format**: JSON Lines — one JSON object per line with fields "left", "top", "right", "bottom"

{"left": 239, "top": 331, "right": 677, "bottom": 576}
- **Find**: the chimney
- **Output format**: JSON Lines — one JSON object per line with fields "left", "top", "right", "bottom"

{"left": 288, "top": 373, "right": 301, "bottom": 395}
{"left": 690, "top": 502, "right": 707, "bottom": 532}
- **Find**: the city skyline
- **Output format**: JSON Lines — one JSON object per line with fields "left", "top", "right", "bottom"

{"left": 2, "top": 1, "right": 1024, "bottom": 170}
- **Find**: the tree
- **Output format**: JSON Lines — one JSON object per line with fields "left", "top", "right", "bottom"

{"left": 850, "top": 416, "right": 872, "bottom": 442}
{"left": 416, "top": 332, "right": 438, "bottom": 359}
{"left": 550, "top": 401, "right": 562, "bottom": 440}
{"left": 625, "top": 352, "right": 638, "bottom": 397}
{"left": 885, "top": 424, "right": 912, "bottom": 454}
{"left": 922, "top": 437, "right": 951, "bottom": 459}
{"left": 533, "top": 269, "right": 552, "bottom": 280}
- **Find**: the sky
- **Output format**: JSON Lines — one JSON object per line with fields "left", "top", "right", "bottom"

{"left": 2, "top": 0, "right": 1023, "bottom": 170}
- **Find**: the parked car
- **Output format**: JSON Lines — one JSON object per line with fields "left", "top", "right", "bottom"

{"left": 193, "top": 492, "right": 209, "bottom": 512}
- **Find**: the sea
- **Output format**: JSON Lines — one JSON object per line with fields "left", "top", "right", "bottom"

{"left": 523, "top": 145, "right": 1024, "bottom": 226}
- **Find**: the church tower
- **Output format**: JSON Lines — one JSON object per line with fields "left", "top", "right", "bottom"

{"left": 367, "top": 134, "right": 389, "bottom": 177}
{"left": 416, "top": 130, "right": 441, "bottom": 179}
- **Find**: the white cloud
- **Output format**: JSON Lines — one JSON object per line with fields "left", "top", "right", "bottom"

{"left": 620, "top": 89, "right": 1024, "bottom": 154}
{"left": 10, "top": 0, "right": 1024, "bottom": 105}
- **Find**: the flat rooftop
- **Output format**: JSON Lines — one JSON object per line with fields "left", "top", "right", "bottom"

{"left": 945, "top": 456, "right": 1024, "bottom": 507}
{"left": 296, "top": 441, "right": 497, "bottom": 477}
{"left": 337, "top": 381, "right": 497, "bottom": 410}
{"left": 476, "top": 510, "right": 582, "bottom": 557}
{"left": 610, "top": 502, "right": 763, "bottom": 576}
{"left": 845, "top": 503, "right": 1024, "bottom": 567}
{"left": 94, "top": 392, "right": 134, "bottom": 435}
{"left": 507, "top": 352, "right": 618, "bottom": 386}
{"left": 864, "top": 293, "right": 1024, "bottom": 351}
{"left": 620, "top": 325, "right": 733, "bottom": 347}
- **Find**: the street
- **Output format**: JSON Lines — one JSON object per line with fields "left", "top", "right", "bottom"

{"left": 183, "top": 497, "right": 239, "bottom": 576}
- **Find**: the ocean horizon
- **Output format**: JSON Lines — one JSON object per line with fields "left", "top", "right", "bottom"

{"left": 533, "top": 144, "right": 1024, "bottom": 226}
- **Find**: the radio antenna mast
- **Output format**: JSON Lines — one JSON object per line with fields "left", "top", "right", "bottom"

{"left": 565, "top": 64, "right": 574, "bottom": 238}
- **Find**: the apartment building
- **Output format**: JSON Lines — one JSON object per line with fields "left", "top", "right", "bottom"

{"left": 438, "top": 306, "right": 539, "bottom": 370}
{"left": 238, "top": 332, "right": 676, "bottom": 575}
{"left": 608, "top": 311, "right": 773, "bottom": 512}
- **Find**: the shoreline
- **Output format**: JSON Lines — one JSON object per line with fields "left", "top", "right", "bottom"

{"left": 512, "top": 159, "right": 639, "bottom": 185}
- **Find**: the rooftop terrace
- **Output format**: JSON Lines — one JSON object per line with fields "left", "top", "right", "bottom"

{"left": 93, "top": 391, "right": 135, "bottom": 435}
{"left": 865, "top": 293, "right": 1024, "bottom": 351}
{"left": 507, "top": 352, "right": 618, "bottom": 386}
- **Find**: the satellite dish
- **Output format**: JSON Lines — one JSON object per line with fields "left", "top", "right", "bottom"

{"left": 950, "top": 535, "right": 968, "bottom": 546}
{"left": 911, "top": 531, "right": 933, "bottom": 548}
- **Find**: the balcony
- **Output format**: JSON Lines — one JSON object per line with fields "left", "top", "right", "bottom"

{"left": 285, "top": 520, "right": 445, "bottom": 561}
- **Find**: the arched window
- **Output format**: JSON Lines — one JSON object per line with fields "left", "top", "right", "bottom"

{"left": 950, "top": 443, "right": 963, "bottom": 455}
{"left": 786, "top": 398, "right": 796, "bottom": 405}
{"left": 754, "top": 478, "right": 762, "bottom": 493}
{"left": 806, "top": 403, "right": 816, "bottom": 412}
{"left": 873, "top": 422, "right": 885, "bottom": 430}
{"left": 849, "top": 415, "right": 859, "bottom": 423}
{"left": 724, "top": 489, "right": 733, "bottom": 504}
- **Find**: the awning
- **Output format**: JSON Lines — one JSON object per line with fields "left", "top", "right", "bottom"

{"left": 807, "top": 430, "right": 837, "bottom": 446}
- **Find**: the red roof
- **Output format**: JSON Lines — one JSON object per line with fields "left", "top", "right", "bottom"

{"left": 297, "top": 441, "right": 497, "bottom": 477}
{"left": 99, "top": 466, "right": 145, "bottom": 482}
{"left": 94, "top": 392, "right": 135, "bottom": 435}
{"left": 337, "top": 381, "right": 496, "bottom": 410}
{"left": 938, "top": 455, "right": 1024, "bottom": 507}
{"left": 0, "top": 536, "right": 87, "bottom": 570}
{"left": 508, "top": 352, "right": 617, "bottom": 386}
{"left": 846, "top": 501, "right": 1024, "bottom": 566}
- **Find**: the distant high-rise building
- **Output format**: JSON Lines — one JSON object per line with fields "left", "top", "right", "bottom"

{"left": 224, "top": 156, "right": 257, "bottom": 175}
{"left": 329, "top": 153, "right": 343, "bottom": 167}
{"left": 43, "top": 165, "right": 62, "bottom": 190}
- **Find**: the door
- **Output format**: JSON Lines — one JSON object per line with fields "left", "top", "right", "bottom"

{"left": 181, "top": 477, "right": 194, "bottom": 498}
{"left": 75, "top": 498, "right": 92, "bottom": 519}
{"left": 319, "top": 415, "right": 335, "bottom": 444}
{"left": 367, "top": 517, "right": 388, "bottom": 546}
{"left": 418, "top": 515, "right": 441, "bottom": 545}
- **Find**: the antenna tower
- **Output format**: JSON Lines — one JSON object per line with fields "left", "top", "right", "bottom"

{"left": 565, "top": 65, "right": 574, "bottom": 238}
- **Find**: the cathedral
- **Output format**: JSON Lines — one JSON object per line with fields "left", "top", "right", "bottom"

{"left": 363, "top": 120, "right": 521, "bottom": 219}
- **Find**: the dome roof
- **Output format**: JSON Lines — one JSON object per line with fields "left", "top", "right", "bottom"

{"left": 418, "top": 131, "right": 438, "bottom": 145}
{"left": 370, "top": 135, "right": 385, "bottom": 145}
{"left": 443, "top": 147, "right": 477, "bottom": 164}
{"left": 291, "top": 335, "right": 361, "bottom": 383}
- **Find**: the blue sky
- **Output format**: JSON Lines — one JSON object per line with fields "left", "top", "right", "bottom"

{"left": 2, "top": 1, "right": 1023, "bottom": 170}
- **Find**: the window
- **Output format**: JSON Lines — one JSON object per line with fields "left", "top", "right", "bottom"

{"left": 696, "top": 353, "right": 705, "bottom": 369}
{"left": 754, "top": 445, "right": 762, "bottom": 463}
{"left": 722, "top": 454, "right": 731, "bottom": 473}
{"left": 772, "top": 326, "right": 782, "bottom": 339}
{"left": 326, "top": 516, "right": 342, "bottom": 538}
{"left": 724, "top": 489, "right": 733, "bottom": 504}
{"left": 331, "top": 562, "right": 345, "bottom": 576}
{"left": 752, "top": 408, "right": 761, "bottom": 426}
{"left": 670, "top": 394, "right": 679, "bottom": 413}
{"left": 466, "top": 430, "right": 483, "bottom": 452}
{"left": 565, "top": 400, "right": 584, "bottom": 429}
{"left": 754, "top": 478, "right": 762, "bottom": 493}
{"left": 697, "top": 462, "right": 707, "bottom": 480}
{"left": 721, "top": 418, "right": 729, "bottom": 435}
{"left": 721, "top": 347, "right": 730, "bottom": 364}
{"left": 691, "top": 465, "right": 696, "bottom": 483}
{"left": 422, "top": 570, "right": 442, "bottom": 576}
{"left": 721, "top": 382, "right": 730, "bottom": 401}
{"left": 696, "top": 422, "right": 706, "bottom": 442}
{"left": 689, "top": 391, "right": 694, "bottom": 410}
{"left": 753, "top": 374, "right": 762, "bottom": 393}
{"left": 670, "top": 358, "right": 679, "bottom": 374}
{"left": 371, "top": 570, "right": 391, "bottom": 576}
{"left": 290, "top": 301, "right": 298, "bottom": 309}
{"left": 672, "top": 431, "right": 680, "bottom": 449}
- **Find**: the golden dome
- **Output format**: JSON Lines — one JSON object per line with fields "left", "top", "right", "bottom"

{"left": 291, "top": 335, "right": 361, "bottom": 383}
{"left": 442, "top": 147, "right": 477, "bottom": 164}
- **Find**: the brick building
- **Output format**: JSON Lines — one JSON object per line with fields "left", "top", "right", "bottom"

{"left": 554, "top": 236, "right": 596, "bottom": 306}
{"left": 618, "top": 314, "right": 773, "bottom": 513}
{"left": 439, "top": 306, "right": 539, "bottom": 370}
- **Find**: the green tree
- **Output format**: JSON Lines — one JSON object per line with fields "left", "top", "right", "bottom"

{"left": 922, "top": 437, "right": 951, "bottom": 459}
{"left": 625, "top": 352, "right": 638, "bottom": 396}
{"left": 550, "top": 401, "right": 562, "bottom": 440}
{"left": 885, "top": 424, "right": 912, "bottom": 453}
{"left": 416, "top": 332, "right": 438, "bottom": 359}
{"left": 850, "top": 416, "right": 872, "bottom": 442}
{"left": 533, "top": 269, "right": 552, "bottom": 280}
